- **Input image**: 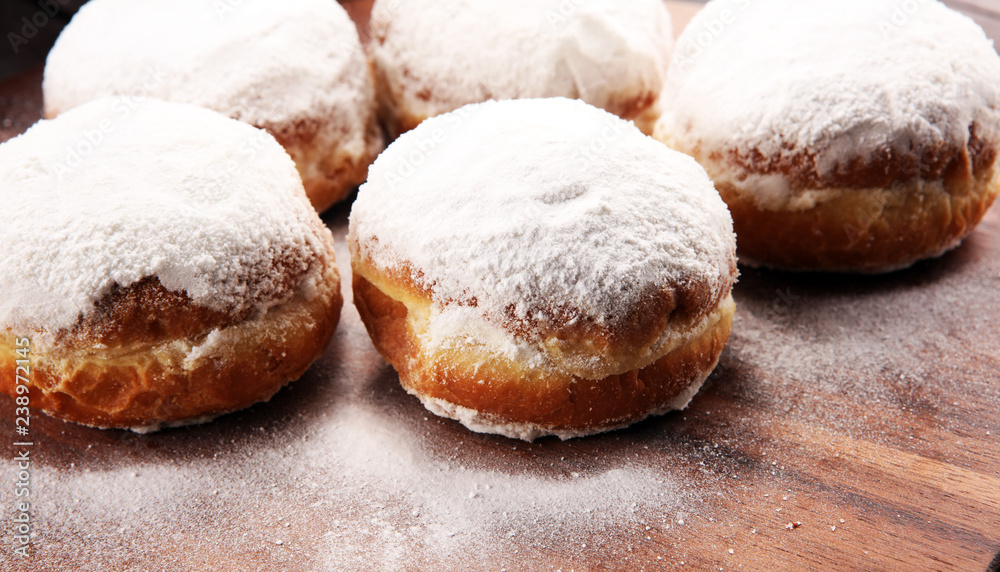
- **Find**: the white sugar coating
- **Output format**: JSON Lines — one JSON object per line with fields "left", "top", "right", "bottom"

{"left": 0, "top": 97, "right": 330, "bottom": 341}
{"left": 369, "top": 0, "right": 673, "bottom": 125}
{"left": 44, "top": 0, "right": 373, "bottom": 131}
{"left": 656, "top": 0, "right": 1000, "bottom": 184}
{"left": 350, "top": 98, "right": 736, "bottom": 376}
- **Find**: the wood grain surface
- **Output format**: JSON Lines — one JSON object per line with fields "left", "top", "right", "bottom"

{"left": 2, "top": 2, "right": 1000, "bottom": 571}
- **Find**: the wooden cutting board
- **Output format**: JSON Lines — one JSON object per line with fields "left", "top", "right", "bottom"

{"left": 2, "top": 2, "right": 999, "bottom": 571}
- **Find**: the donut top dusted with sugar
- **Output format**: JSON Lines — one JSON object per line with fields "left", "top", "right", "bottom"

{"left": 350, "top": 98, "right": 736, "bottom": 351}
{"left": 44, "top": 0, "right": 371, "bottom": 129}
{"left": 0, "top": 97, "right": 330, "bottom": 339}
{"left": 369, "top": 0, "right": 673, "bottom": 121}
{"left": 656, "top": 0, "right": 1000, "bottom": 188}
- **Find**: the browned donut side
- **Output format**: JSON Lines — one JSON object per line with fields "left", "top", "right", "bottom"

{"left": 719, "top": 165, "right": 1000, "bottom": 273}
{"left": 0, "top": 257, "right": 342, "bottom": 430}
{"left": 353, "top": 271, "right": 733, "bottom": 435}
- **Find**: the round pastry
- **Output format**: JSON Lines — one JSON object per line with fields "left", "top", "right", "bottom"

{"left": 349, "top": 98, "right": 737, "bottom": 441}
{"left": 42, "top": 0, "right": 383, "bottom": 213}
{"left": 368, "top": 0, "right": 673, "bottom": 139}
{"left": 0, "top": 97, "right": 343, "bottom": 431}
{"left": 654, "top": 0, "right": 1000, "bottom": 273}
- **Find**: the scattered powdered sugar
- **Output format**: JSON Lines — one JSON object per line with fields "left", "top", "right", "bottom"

{"left": 369, "top": 0, "right": 673, "bottom": 124}
{"left": 21, "top": 367, "right": 705, "bottom": 572}
{"left": 310, "top": 405, "right": 690, "bottom": 545}
{"left": 44, "top": 0, "right": 373, "bottom": 131}
{"left": 725, "top": 252, "right": 1000, "bottom": 438}
{"left": 350, "top": 97, "right": 735, "bottom": 377}
{"left": 0, "top": 96, "right": 328, "bottom": 342}
{"left": 656, "top": 0, "right": 1000, "bottom": 184}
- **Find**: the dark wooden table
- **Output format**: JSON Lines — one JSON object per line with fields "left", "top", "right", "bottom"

{"left": 2, "top": 2, "right": 1000, "bottom": 571}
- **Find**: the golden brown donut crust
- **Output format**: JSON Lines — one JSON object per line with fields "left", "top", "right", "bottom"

{"left": 718, "top": 162, "right": 1000, "bottom": 273}
{"left": 352, "top": 262, "right": 735, "bottom": 438}
{"left": 657, "top": 122, "right": 1000, "bottom": 272}
{"left": 0, "top": 253, "right": 343, "bottom": 430}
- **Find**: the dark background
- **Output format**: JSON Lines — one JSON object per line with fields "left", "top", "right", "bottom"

{"left": 1, "top": 0, "right": 998, "bottom": 84}
{"left": 0, "top": 0, "right": 86, "bottom": 81}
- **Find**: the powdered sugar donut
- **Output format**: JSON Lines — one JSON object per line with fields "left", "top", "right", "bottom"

{"left": 43, "top": 0, "right": 383, "bottom": 213}
{"left": 350, "top": 98, "right": 737, "bottom": 441}
{"left": 654, "top": 0, "right": 1000, "bottom": 272}
{"left": 0, "top": 97, "right": 343, "bottom": 431}
{"left": 368, "top": 0, "right": 673, "bottom": 138}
